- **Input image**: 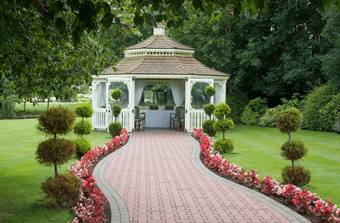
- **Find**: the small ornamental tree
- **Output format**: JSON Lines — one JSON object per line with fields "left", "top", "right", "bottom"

{"left": 111, "top": 88, "right": 122, "bottom": 122}
{"left": 36, "top": 107, "right": 76, "bottom": 177}
{"left": 73, "top": 103, "right": 93, "bottom": 158}
{"left": 212, "top": 102, "right": 234, "bottom": 154}
{"left": 277, "top": 107, "right": 311, "bottom": 186}
{"left": 202, "top": 85, "right": 216, "bottom": 136}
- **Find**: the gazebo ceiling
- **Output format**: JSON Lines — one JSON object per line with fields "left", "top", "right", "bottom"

{"left": 102, "top": 23, "right": 230, "bottom": 77}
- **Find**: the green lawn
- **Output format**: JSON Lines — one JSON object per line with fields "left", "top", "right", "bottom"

{"left": 216, "top": 125, "right": 340, "bottom": 205}
{"left": 0, "top": 118, "right": 112, "bottom": 223}
{"left": 15, "top": 102, "right": 80, "bottom": 116}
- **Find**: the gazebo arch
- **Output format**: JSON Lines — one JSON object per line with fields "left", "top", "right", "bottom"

{"left": 92, "top": 23, "right": 230, "bottom": 132}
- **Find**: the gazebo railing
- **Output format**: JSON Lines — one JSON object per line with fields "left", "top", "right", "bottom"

{"left": 187, "top": 110, "right": 214, "bottom": 131}
{"left": 92, "top": 109, "right": 131, "bottom": 131}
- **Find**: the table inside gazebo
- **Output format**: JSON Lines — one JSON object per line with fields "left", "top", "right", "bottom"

{"left": 145, "top": 110, "right": 174, "bottom": 128}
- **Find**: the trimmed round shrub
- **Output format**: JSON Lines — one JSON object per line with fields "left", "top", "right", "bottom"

{"left": 111, "top": 104, "right": 122, "bottom": 118}
{"left": 213, "top": 138, "right": 234, "bottom": 154}
{"left": 37, "top": 107, "right": 76, "bottom": 136}
{"left": 213, "top": 102, "right": 231, "bottom": 120}
{"left": 36, "top": 138, "right": 75, "bottom": 167}
{"left": 111, "top": 89, "right": 122, "bottom": 101}
{"left": 41, "top": 173, "right": 82, "bottom": 207}
{"left": 277, "top": 107, "right": 302, "bottom": 134}
{"left": 73, "top": 138, "right": 92, "bottom": 158}
{"left": 205, "top": 86, "right": 216, "bottom": 97}
{"left": 203, "top": 103, "right": 216, "bottom": 118}
{"left": 202, "top": 120, "right": 216, "bottom": 137}
{"left": 213, "top": 118, "right": 234, "bottom": 132}
{"left": 259, "top": 108, "right": 279, "bottom": 127}
{"left": 241, "top": 97, "right": 268, "bottom": 125}
{"left": 109, "top": 122, "right": 123, "bottom": 137}
{"left": 282, "top": 166, "right": 311, "bottom": 187}
{"left": 73, "top": 120, "right": 92, "bottom": 137}
{"left": 280, "top": 140, "right": 309, "bottom": 162}
{"left": 74, "top": 103, "right": 93, "bottom": 118}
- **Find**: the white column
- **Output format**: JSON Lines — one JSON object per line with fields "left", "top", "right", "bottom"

{"left": 221, "top": 80, "right": 227, "bottom": 103}
{"left": 105, "top": 79, "right": 110, "bottom": 132}
{"left": 129, "top": 77, "right": 135, "bottom": 132}
{"left": 185, "top": 78, "right": 191, "bottom": 132}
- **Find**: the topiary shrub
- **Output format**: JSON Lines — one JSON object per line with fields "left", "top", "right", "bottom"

{"left": 41, "top": 173, "right": 82, "bottom": 208}
{"left": 204, "top": 86, "right": 216, "bottom": 98}
{"left": 202, "top": 120, "right": 216, "bottom": 137}
{"left": 109, "top": 122, "right": 123, "bottom": 137}
{"left": 226, "top": 92, "right": 249, "bottom": 123}
{"left": 282, "top": 166, "right": 311, "bottom": 187}
{"left": 111, "top": 104, "right": 122, "bottom": 120}
{"left": 111, "top": 89, "right": 122, "bottom": 101}
{"left": 37, "top": 107, "right": 76, "bottom": 137}
{"left": 213, "top": 102, "right": 231, "bottom": 120}
{"left": 73, "top": 138, "right": 92, "bottom": 158}
{"left": 74, "top": 103, "right": 93, "bottom": 120}
{"left": 303, "top": 83, "right": 338, "bottom": 131}
{"left": 241, "top": 97, "right": 268, "bottom": 125}
{"left": 73, "top": 120, "right": 92, "bottom": 138}
{"left": 36, "top": 138, "right": 75, "bottom": 168}
{"left": 277, "top": 107, "right": 302, "bottom": 141}
{"left": 213, "top": 138, "right": 234, "bottom": 154}
{"left": 281, "top": 140, "right": 309, "bottom": 168}
{"left": 36, "top": 107, "right": 76, "bottom": 178}
{"left": 203, "top": 104, "right": 216, "bottom": 119}
{"left": 259, "top": 108, "right": 279, "bottom": 127}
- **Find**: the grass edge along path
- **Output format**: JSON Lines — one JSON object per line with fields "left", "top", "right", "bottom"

{"left": 215, "top": 125, "right": 340, "bottom": 206}
{"left": 0, "top": 118, "right": 112, "bottom": 223}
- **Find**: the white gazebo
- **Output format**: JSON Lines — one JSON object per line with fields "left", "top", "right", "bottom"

{"left": 91, "top": 23, "right": 230, "bottom": 132}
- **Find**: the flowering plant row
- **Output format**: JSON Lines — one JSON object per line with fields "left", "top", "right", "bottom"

{"left": 68, "top": 129, "right": 129, "bottom": 223}
{"left": 191, "top": 128, "right": 340, "bottom": 223}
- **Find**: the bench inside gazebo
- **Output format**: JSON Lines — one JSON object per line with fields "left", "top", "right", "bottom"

{"left": 91, "top": 23, "right": 230, "bottom": 132}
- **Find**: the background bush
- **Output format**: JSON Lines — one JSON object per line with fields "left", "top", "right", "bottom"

{"left": 303, "top": 83, "right": 338, "bottom": 131}
{"left": 0, "top": 95, "right": 21, "bottom": 118}
{"left": 202, "top": 120, "right": 216, "bottom": 137}
{"left": 282, "top": 166, "right": 311, "bottom": 187}
{"left": 213, "top": 138, "right": 234, "bottom": 154}
{"left": 109, "top": 122, "right": 123, "bottom": 137}
{"left": 41, "top": 173, "right": 82, "bottom": 208}
{"left": 318, "top": 93, "right": 340, "bottom": 132}
{"left": 241, "top": 97, "right": 268, "bottom": 125}
{"left": 225, "top": 92, "right": 249, "bottom": 123}
{"left": 73, "top": 138, "right": 92, "bottom": 158}
{"left": 259, "top": 108, "right": 279, "bottom": 127}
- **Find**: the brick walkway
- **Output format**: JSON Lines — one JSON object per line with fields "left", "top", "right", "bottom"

{"left": 94, "top": 131, "right": 310, "bottom": 223}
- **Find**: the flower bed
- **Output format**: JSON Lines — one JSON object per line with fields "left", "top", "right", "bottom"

{"left": 191, "top": 128, "right": 340, "bottom": 223}
{"left": 67, "top": 129, "right": 129, "bottom": 223}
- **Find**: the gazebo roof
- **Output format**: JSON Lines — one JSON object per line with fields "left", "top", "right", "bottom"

{"left": 102, "top": 23, "right": 230, "bottom": 77}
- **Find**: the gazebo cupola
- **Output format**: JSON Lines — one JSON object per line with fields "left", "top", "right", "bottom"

{"left": 92, "top": 23, "right": 230, "bottom": 132}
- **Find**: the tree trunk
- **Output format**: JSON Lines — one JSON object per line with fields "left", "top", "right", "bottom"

{"left": 47, "top": 97, "right": 50, "bottom": 110}
{"left": 289, "top": 132, "right": 291, "bottom": 142}
{"left": 24, "top": 99, "right": 26, "bottom": 114}
{"left": 54, "top": 161, "right": 58, "bottom": 178}
{"left": 292, "top": 160, "right": 294, "bottom": 169}
{"left": 156, "top": 92, "right": 160, "bottom": 104}
{"left": 152, "top": 92, "right": 155, "bottom": 104}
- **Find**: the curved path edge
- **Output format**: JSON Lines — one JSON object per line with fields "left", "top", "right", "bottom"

{"left": 186, "top": 134, "right": 311, "bottom": 223}
{"left": 93, "top": 133, "right": 136, "bottom": 223}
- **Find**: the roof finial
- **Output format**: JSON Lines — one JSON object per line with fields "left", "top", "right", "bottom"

{"left": 153, "top": 22, "right": 165, "bottom": 35}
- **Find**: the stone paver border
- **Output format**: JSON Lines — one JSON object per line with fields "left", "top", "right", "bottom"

{"left": 186, "top": 134, "right": 310, "bottom": 223}
{"left": 93, "top": 133, "right": 136, "bottom": 223}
